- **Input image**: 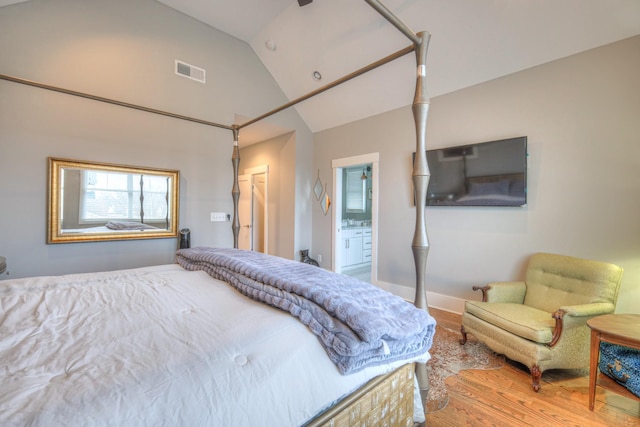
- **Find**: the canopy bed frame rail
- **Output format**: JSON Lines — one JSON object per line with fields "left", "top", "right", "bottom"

{"left": 0, "top": 0, "right": 433, "bottom": 395}
{"left": 0, "top": 74, "right": 234, "bottom": 131}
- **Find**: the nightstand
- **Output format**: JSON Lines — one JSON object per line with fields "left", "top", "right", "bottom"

{"left": 587, "top": 314, "right": 640, "bottom": 410}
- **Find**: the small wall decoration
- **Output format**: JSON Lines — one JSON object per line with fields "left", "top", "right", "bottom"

{"left": 322, "top": 191, "right": 331, "bottom": 216}
{"left": 313, "top": 171, "right": 330, "bottom": 216}
{"left": 313, "top": 170, "right": 324, "bottom": 200}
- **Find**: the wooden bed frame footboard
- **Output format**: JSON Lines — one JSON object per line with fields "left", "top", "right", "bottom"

{"left": 304, "top": 363, "right": 416, "bottom": 427}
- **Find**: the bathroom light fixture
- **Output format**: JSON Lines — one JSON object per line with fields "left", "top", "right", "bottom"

{"left": 361, "top": 166, "right": 371, "bottom": 180}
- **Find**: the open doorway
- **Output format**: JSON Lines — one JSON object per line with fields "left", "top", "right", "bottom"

{"left": 238, "top": 165, "right": 268, "bottom": 253}
{"left": 331, "top": 153, "right": 379, "bottom": 283}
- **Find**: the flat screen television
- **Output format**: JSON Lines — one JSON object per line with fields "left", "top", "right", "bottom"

{"left": 422, "top": 136, "right": 527, "bottom": 207}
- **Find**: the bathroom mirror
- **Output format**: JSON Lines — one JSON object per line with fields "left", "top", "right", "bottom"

{"left": 48, "top": 157, "right": 179, "bottom": 243}
{"left": 345, "top": 167, "right": 366, "bottom": 213}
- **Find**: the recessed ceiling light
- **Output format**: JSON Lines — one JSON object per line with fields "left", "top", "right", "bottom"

{"left": 312, "top": 71, "right": 322, "bottom": 81}
{"left": 265, "top": 40, "right": 277, "bottom": 51}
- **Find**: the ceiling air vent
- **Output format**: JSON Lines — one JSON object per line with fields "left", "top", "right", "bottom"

{"left": 175, "top": 60, "right": 206, "bottom": 83}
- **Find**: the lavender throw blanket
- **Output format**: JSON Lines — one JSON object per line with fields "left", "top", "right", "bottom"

{"left": 176, "top": 247, "right": 436, "bottom": 374}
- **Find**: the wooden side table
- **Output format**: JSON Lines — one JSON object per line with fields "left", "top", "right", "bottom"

{"left": 587, "top": 314, "right": 640, "bottom": 410}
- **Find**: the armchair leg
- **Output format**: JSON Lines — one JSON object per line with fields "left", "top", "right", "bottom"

{"left": 530, "top": 365, "right": 542, "bottom": 392}
{"left": 460, "top": 325, "right": 468, "bottom": 345}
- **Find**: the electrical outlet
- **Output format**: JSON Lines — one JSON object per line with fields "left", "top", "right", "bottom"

{"left": 210, "top": 212, "right": 226, "bottom": 222}
{"left": 317, "top": 254, "right": 322, "bottom": 263}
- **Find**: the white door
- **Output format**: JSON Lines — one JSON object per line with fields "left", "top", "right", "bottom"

{"left": 238, "top": 174, "right": 252, "bottom": 250}
{"left": 252, "top": 173, "right": 266, "bottom": 253}
{"left": 238, "top": 166, "right": 269, "bottom": 253}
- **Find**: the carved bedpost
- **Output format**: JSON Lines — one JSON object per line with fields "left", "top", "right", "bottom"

{"left": 364, "top": 0, "right": 432, "bottom": 397}
{"left": 411, "top": 32, "right": 431, "bottom": 313}
{"left": 411, "top": 30, "right": 432, "bottom": 397}
{"left": 231, "top": 127, "right": 240, "bottom": 248}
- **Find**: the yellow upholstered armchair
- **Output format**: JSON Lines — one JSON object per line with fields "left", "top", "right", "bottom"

{"left": 460, "top": 252, "right": 623, "bottom": 391}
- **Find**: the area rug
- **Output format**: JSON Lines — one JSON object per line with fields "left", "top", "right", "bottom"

{"left": 424, "top": 325, "right": 505, "bottom": 413}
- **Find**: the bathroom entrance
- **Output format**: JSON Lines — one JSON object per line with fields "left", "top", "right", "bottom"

{"left": 331, "top": 153, "right": 379, "bottom": 283}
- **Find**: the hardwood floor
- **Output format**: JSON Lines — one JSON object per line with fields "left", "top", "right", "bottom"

{"left": 425, "top": 308, "right": 640, "bottom": 426}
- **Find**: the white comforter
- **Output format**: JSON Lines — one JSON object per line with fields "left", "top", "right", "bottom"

{"left": 0, "top": 264, "right": 428, "bottom": 426}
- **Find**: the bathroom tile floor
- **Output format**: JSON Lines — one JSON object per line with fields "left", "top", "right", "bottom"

{"left": 343, "top": 264, "right": 371, "bottom": 282}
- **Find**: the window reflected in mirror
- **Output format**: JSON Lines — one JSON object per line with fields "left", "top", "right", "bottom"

{"left": 48, "top": 158, "right": 179, "bottom": 243}
{"left": 345, "top": 167, "right": 366, "bottom": 213}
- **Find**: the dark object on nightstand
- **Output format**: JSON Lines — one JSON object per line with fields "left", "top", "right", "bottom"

{"left": 179, "top": 229, "right": 191, "bottom": 249}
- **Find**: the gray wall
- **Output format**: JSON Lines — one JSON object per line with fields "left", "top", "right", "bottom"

{"left": 0, "top": 0, "right": 312, "bottom": 277}
{"left": 313, "top": 36, "right": 640, "bottom": 314}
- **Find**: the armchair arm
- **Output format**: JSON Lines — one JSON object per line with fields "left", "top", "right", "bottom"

{"left": 558, "top": 302, "right": 616, "bottom": 318}
{"left": 473, "top": 281, "right": 526, "bottom": 303}
{"left": 548, "top": 302, "right": 616, "bottom": 347}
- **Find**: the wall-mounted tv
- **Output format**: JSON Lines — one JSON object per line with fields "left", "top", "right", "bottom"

{"left": 423, "top": 136, "right": 527, "bottom": 207}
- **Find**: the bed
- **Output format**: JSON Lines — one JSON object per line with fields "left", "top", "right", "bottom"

{"left": 60, "top": 222, "right": 160, "bottom": 234}
{"left": 0, "top": 248, "right": 435, "bottom": 426}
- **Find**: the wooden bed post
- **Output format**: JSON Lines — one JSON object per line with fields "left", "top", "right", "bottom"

{"left": 364, "top": 0, "right": 432, "bottom": 396}
{"left": 231, "top": 127, "right": 240, "bottom": 248}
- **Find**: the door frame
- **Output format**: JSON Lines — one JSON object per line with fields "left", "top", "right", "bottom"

{"left": 331, "top": 153, "right": 379, "bottom": 282}
{"left": 239, "top": 165, "right": 269, "bottom": 253}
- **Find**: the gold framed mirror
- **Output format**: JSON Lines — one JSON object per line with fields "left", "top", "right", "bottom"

{"left": 48, "top": 157, "right": 179, "bottom": 244}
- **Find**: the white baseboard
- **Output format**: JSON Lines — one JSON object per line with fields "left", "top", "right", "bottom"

{"left": 374, "top": 279, "right": 465, "bottom": 315}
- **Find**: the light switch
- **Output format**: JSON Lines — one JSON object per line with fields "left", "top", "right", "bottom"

{"left": 210, "top": 212, "right": 227, "bottom": 222}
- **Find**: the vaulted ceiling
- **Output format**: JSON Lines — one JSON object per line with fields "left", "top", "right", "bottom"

{"left": 160, "top": 0, "right": 640, "bottom": 133}
{"left": 3, "top": 0, "right": 640, "bottom": 134}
